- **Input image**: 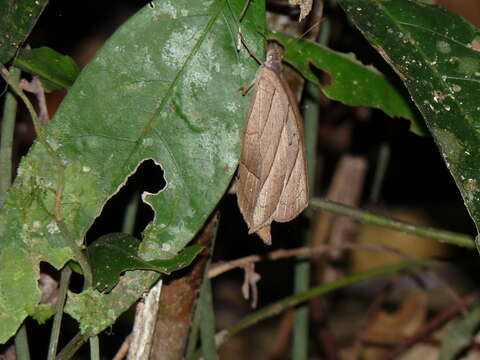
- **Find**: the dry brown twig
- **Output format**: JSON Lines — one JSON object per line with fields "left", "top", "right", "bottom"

{"left": 241, "top": 262, "right": 261, "bottom": 308}
{"left": 19, "top": 76, "right": 50, "bottom": 126}
{"left": 112, "top": 334, "right": 132, "bottom": 360}
{"left": 208, "top": 242, "right": 410, "bottom": 279}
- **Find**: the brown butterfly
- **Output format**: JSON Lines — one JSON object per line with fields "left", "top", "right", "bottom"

{"left": 237, "top": 42, "right": 309, "bottom": 244}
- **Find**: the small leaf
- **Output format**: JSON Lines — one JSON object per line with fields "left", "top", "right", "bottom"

{"left": 439, "top": 304, "right": 480, "bottom": 360}
{"left": 14, "top": 47, "right": 80, "bottom": 91}
{"left": 89, "top": 233, "right": 203, "bottom": 292}
{"left": 31, "top": 304, "right": 55, "bottom": 325}
{"left": 268, "top": 31, "right": 423, "bottom": 134}
{"left": 289, "top": 0, "right": 313, "bottom": 22}
{"left": 0, "top": 0, "right": 48, "bottom": 64}
{"left": 338, "top": 0, "right": 480, "bottom": 238}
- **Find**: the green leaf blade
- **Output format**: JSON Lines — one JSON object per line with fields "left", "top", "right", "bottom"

{"left": 0, "top": 0, "right": 48, "bottom": 64}
{"left": 268, "top": 31, "right": 424, "bottom": 134}
{"left": 338, "top": 0, "right": 480, "bottom": 236}
{"left": 89, "top": 233, "right": 203, "bottom": 292}
{"left": 13, "top": 47, "right": 80, "bottom": 90}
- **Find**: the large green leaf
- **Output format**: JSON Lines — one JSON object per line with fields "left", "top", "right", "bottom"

{"left": 0, "top": 0, "right": 48, "bottom": 64}
{"left": 0, "top": 0, "right": 265, "bottom": 342}
{"left": 338, "top": 0, "right": 480, "bottom": 239}
{"left": 268, "top": 31, "right": 423, "bottom": 134}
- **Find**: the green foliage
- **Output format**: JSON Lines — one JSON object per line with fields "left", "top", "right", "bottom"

{"left": 89, "top": 233, "right": 203, "bottom": 292}
{"left": 338, "top": 0, "right": 480, "bottom": 238}
{"left": 0, "top": 0, "right": 48, "bottom": 63}
{"left": 14, "top": 47, "right": 80, "bottom": 91}
{"left": 269, "top": 31, "right": 423, "bottom": 134}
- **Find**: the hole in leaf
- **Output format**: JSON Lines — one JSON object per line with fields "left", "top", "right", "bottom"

{"left": 85, "top": 159, "right": 165, "bottom": 243}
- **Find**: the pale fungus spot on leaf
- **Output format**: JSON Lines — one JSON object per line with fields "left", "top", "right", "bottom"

{"left": 142, "top": 138, "right": 154, "bottom": 147}
{"left": 436, "top": 40, "right": 451, "bottom": 54}
{"left": 451, "top": 84, "right": 462, "bottom": 93}
{"left": 162, "top": 26, "right": 201, "bottom": 69}
{"left": 161, "top": 243, "right": 171, "bottom": 252}
{"left": 46, "top": 222, "right": 60, "bottom": 234}
{"left": 158, "top": 0, "right": 178, "bottom": 19}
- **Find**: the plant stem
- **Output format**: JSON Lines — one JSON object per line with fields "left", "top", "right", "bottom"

{"left": 122, "top": 190, "right": 139, "bottom": 234}
{"left": 292, "top": 17, "right": 330, "bottom": 359}
{"left": 292, "top": 82, "right": 319, "bottom": 360}
{"left": 292, "top": 249, "right": 310, "bottom": 360}
{"left": 0, "top": 66, "right": 20, "bottom": 206}
{"left": 56, "top": 333, "right": 89, "bottom": 360}
{"left": 369, "top": 142, "right": 390, "bottom": 204}
{"left": 89, "top": 336, "right": 100, "bottom": 360}
{"left": 310, "top": 198, "right": 475, "bottom": 249}
{"left": 185, "top": 297, "right": 201, "bottom": 358}
{"left": 14, "top": 323, "right": 31, "bottom": 360}
{"left": 186, "top": 215, "right": 220, "bottom": 359}
{"left": 0, "top": 64, "right": 93, "bottom": 287}
{"left": 0, "top": 66, "right": 30, "bottom": 360}
{"left": 199, "top": 276, "right": 218, "bottom": 360}
{"left": 48, "top": 266, "right": 72, "bottom": 360}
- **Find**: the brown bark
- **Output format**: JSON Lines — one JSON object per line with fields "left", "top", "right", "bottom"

{"left": 148, "top": 214, "right": 219, "bottom": 360}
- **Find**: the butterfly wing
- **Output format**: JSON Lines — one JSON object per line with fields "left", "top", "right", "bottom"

{"left": 237, "top": 66, "right": 308, "bottom": 244}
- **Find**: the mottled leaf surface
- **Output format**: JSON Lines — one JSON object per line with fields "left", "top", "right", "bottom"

{"left": 0, "top": 0, "right": 48, "bottom": 64}
{"left": 338, "top": 0, "right": 480, "bottom": 237}
{"left": 0, "top": 0, "right": 265, "bottom": 341}
{"left": 89, "top": 233, "right": 203, "bottom": 292}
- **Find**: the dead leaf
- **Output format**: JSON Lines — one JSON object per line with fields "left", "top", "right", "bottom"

{"left": 289, "top": 0, "right": 313, "bottom": 22}
{"left": 241, "top": 263, "right": 261, "bottom": 308}
{"left": 237, "top": 42, "right": 309, "bottom": 244}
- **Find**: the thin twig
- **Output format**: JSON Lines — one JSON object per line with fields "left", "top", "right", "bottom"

{"left": 310, "top": 198, "right": 475, "bottom": 249}
{"left": 112, "top": 335, "right": 132, "bottom": 360}
{"left": 19, "top": 76, "right": 49, "bottom": 125}
{"left": 208, "top": 243, "right": 409, "bottom": 279}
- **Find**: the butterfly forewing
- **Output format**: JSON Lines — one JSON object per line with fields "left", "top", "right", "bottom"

{"left": 237, "top": 45, "right": 309, "bottom": 244}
